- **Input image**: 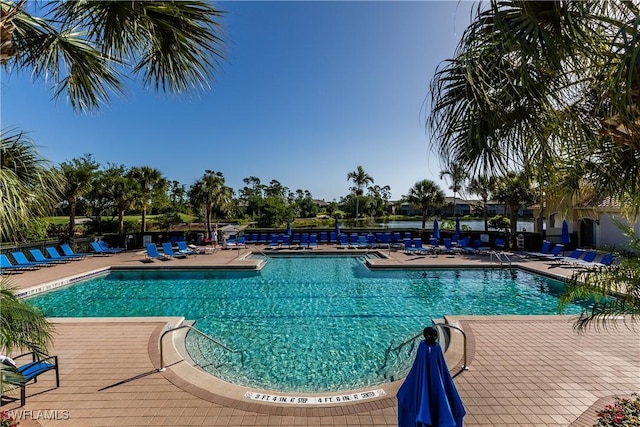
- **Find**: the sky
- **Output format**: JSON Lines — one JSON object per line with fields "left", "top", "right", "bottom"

{"left": 1, "top": 1, "right": 476, "bottom": 202}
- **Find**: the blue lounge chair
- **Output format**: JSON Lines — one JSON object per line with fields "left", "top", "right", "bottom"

{"left": 145, "top": 244, "right": 170, "bottom": 261}
{"left": 292, "top": 233, "right": 301, "bottom": 246}
{"left": 532, "top": 244, "right": 564, "bottom": 259}
{"left": 413, "top": 238, "right": 429, "bottom": 255}
{"left": 526, "top": 241, "right": 552, "bottom": 258}
{"left": 257, "top": 233, "right": 267, "bottom": 244}
{"left": 552, "top": 249, "right": 585, "bottom": 265}
{"left": 348, "top": 234, "right": 359, "bottom": 249}
{"left": 403, "top": 238, "right": 416, "bottom": 254}
{"left": 46, "top": 246, "right": 82, "bottom": 261}
{"left": 0, "top": 254, "right": 34, "bottom": 272}
{"left": 30, "top": 249, "right": 67, "bottom": 264}
{"left": 162, "top": 242, "right": 187, "bottom": 259}
{"left": 575, "top": 252, "right": 615, "bottom": 269}
{"left": 90, "top": 241, "right": 118, "bottom": 255}
{"left": 236, "top": 236, "right": 247, "bottom": 248}
{"left": 308, "top": 234, "right": 318, "bottom": 249}
{"left": 357, "top": 235, "right": 369, "bottom": 249}
{"left": 338, "top": 234, "right": 349, "bottom": 248}
{"left": 494, "top": 238, "right": 505, "bottom": 250}
{"left": 281, "top": 235, "right": 291, "bottom": 249}
{"left": 176, "top": 241, "right": 196, "bottom": 255}
{"left": 329, "top": 232, "right": 337, "bottom": 244}
{"left": 98, "top": 240, "right": 125, "bottom": 253}
{"left": 11, "top": 251, "right": 52, "bottom": 268}
{"left": 319, "top": 232, "right": 328, "bottom": 244}
{"left": 268, "top": 234, "right": 280, "bottom": 249}
{"left": 60, "top": 244, "right": 91, "bottom": 258}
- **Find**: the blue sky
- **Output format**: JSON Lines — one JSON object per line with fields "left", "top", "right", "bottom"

{"left": 1, "top": 1, "right": 475, "bottom": 201}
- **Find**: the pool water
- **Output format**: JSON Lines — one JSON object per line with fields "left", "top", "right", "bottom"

{"left": 28, "top": 256, "right": 588, "bottom": 392}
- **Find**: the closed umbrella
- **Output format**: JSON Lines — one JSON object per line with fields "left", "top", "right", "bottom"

{"left": 433, "top": 219, "right": 440, "bottom": 241}
{"left": 397, "top": 327, "right": 466, "bottom": 427}
{"left": 334, "top": 215, "right": 341, "bottom": 237}
{"left": 561, "top": 220, "right": 570, "bottom": 245}
{"left": 286, "top": 220, "right": 292, "bottom": 236}
{"left": 454, "top": 217, "right": 461, "bottom": 237}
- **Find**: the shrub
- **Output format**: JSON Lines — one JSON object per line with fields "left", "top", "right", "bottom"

{"left": 595, "top": 394, "right": 640, "bottom": 426}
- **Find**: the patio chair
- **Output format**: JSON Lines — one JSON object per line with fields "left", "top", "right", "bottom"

{"left": 98, "top": 240, "right": 125, "bottom": 253}
{"left": 145, "top": 244, "right": 171, "bottom": 261}
{"left": 46, "top": 246, "right": 83, "bottom": 261}
{"left": 308, "top": 234, "right": 318, "bottom": 249}
{"left": 2, "top": 352, "right": 59, "bottom": 407}
{"left": 11, "top": 251, "right": 53, "bottom": 268}
{"left": 300, "top": 233, "right": 310, "bottom": 249}
{"left": 0, "top": 254, "right": 35, "bottom": 272}
{"left": 494, "top": 238, "right": 505, "bottom": 250}
{"left": 526, "top": 241, "right": 552, "bottom": 258}
{"left": 281, "top": 235, "right": 291, "bottom": 249}
{"left": 319, "top": 232, "right": 328, "bottom": 244}
{"left": 268, "top": 234, "right": 280, "bottom": 249}
{"left": 338, "top": 234, "right": 349, "bottom": 248}
{"left": 530, "top": 244, "right": 564, "bottom": 259}
{"left": 551, "top": 249, "right": 585, "bottom": 265}
{"left": 574, "top": 252, "right": 615, "bottom": 269}
{"left": 60, "top": 244, "right": 92, "bottom": 258}
{"left": 30, "top": 249, "right": 67, "bottom": 264}
{"left": 90, "top": 241, "right": 119, "bottom": 255}
{"left": 176, "top": 241, "right": 196, "bottom": 255}
{"left": 162, "top": 242, "right": 187, "bottom": 259}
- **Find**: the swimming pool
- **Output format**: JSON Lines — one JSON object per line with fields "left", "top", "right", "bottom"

{"left": 28, "top": 255, "right": 587, "bottom": 393}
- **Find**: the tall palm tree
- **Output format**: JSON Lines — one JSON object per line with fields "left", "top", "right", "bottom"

{"left": 428, "top": 0, "right": 640, "bottom": 215}
{"left": 406, "top": 179, "right": 446, "bottom": 229}
{"left": 0, "top": 128, "right": 62, "bottom": 241}
{"left": 59, "top": 154, "right": 99, "bottom": 239}
{"left": 467, "top": 175, "right": 497, "bottom": 231}
{"left": 347, "top": 166, "right": 374, "bottom": 224}
{"left": 439, "top": 164, "right": 467, "bottom": 216}
{"left": 189, "top": 170, "right": 232, "bottom": 237}
{"left": 1, "top": 0, "right": 226, "bottom": 112}
{"left": 127, "top": 166, "right": 167, "bottom": 233}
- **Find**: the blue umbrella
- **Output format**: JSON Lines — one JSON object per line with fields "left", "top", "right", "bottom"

{"left": 397, "top": 329, "right": 466, "bottom": 427}
{"left": 433, "top": 219, "right": 440, "bottom": 240}
{"left": 454, "top": 217, "right": 461, "bottom": 236}
{"left": 286, "top": 220, "right": 292, "bottom": 236}
{"left": 334, "top": 215, "right": 341, "bottom": 236}
{"left": 561, "top": 220, "right": 570, "bottom": 245}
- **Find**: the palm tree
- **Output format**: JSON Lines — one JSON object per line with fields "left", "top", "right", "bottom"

{"left": 0, "top": 128, "right": 62, "bottom": 241}
{"left": 492, "top": 172, "right": 537, "bottom": 236}
{"left": 439, "top": 164, "right": 467, "bottom": 216}
{"left": 467, "top": 175, "right": 497, "bottom": 231}
{"left": 406, "top": 179, "right": 446, "bottom": 229}
{"left": 1, "top": 0, "right": 226, "bottom": 112}
{"left": 347, "top": 166, "right": 374, "bottom": 224}
{"left": 559, "top": 220, "right": 640, "bottom": 332}
{"left": 428, "top": 1, "right": 640, "bottom": 215}
{"left": 59, "top": 154, "right": 99, "bottom": 239}
{"left": 0, "top": 279, "right": 54, "bottom": 356}
{"left": 127, "top": 166, "right": 167, "bottom": 233}
{"left": 189, "top": 170, "right": 232, "bottom": 237}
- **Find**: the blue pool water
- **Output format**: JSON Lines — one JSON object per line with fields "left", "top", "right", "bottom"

{"left": 28, "top": 255, "right": 587, "bottom": 392}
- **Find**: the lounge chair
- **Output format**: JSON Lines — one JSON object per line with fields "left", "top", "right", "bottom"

{"left": 551, "top": 249, "right": 585, "bottom": 265}
{"left": 46, "top": 246, "right": 83, "bottom": 261}
{"left": 176, "top": 241, "right": 196, "bottom": 255}
{"left": 292, "top": 233, "right": 301, "bottom": 246}
{"left": 308, "top": 234, "right": 318, "bottom": 249}
{"left": 98, "top": 240, "right": 125, "bottom": 253}
{"left": 0, "top": 254, "right": 34, "bottom": 272}
{"left": 60, "top": 244, "right": 92, "bottom": 258}
{"left": 268, "top": 234, "right": 280, "bottom": 249}
{"left": 30, "top": 249, "right": 67, "bottom": 264}
{"left": 281, "top": 235, "right": 291, "bottom": 249}
{"left": 145, "top": 244, "right": 171, "bottom": 261}
{"left": 300, "top": 233, "right": 309, "bottom": 249}
{"left": 531, "top": 244, "right": 564, "bottom": 259}
{"left": 443, "top": 238, "right": 457, "bottom": 255}
{"left": 526, "top": 241, "right": 552, "bottom": 258}
{"left": 348, "top": 234, "right": 359, "bottom": 249}
{"left": 357, "top": 235, "right": 369, "bottom": 249}
{"left": 329, "top": 232, "right": 337, "bottom": 244}
{"left": 494, "top": 238, "right": 505, "bottom": 250}
{"left": 413, "top": 238, "right": 429, "bottom": 255}
{"left": 2, "top": 352, "right": 59, "bottom": 406}
{"left": 90, "top": 241, "right": 119, "bottom": 255}
{"left": 575, "top": 252, "right": 615, "bottom": 269}
{"left": 338, "top": 234, "right": 349, "bottom": 248}
{"left": 162, "top": 242, "right": 187, "bottom": 259}
{"left": 257, "top": 233, "right": 268, "bottom": 244}
{"left": 319, "top": 232, "right": 328, "bottom": 244}
{"left": 11, "top": 251, "right": 53, "bottom": 268}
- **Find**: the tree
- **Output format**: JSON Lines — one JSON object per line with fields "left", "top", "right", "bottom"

{"left": 1, "top": 0, "right": 226, "bottom": 112}
{"left": 439, "top": 164, "right": 467, "bottom": 216}
{"left": 406, "top": 179, "right": 446, "bottom": 229}
{"left": 0, "top": 128, "right": 62, "bottom": 241}
{"left": 189, "top": 170, "right": 232, "bottom": 236}
{"left": 559, "top": 220, "right": 640, "bottom": 332}
{"left": 59, "top": 154, "right": 99, "bottom": 239}
{"left": 492, "top": 172, "right": 537, "bottom": 236}
{"left": 97, "top": 164, "right": 136, "bottom": 235}
{"left": 347, "top": 166, "right": 374, "bottom": 223}
{"left": 467, "top": 175, "right": 497, "bottom": 231}
{"left": 428, "top": 1, "right": 640, "bottom": 215}
{"left": 0, "top": 279, "right": 54, "bottom": 356}
{"left": 127, "top": 166, "right": 167, "bottom": 233}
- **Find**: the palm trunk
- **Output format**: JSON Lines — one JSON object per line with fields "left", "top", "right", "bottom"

{"left": 141, "top": 205, "right": 147, "bottom": 233}
{"left": 68, "top": 199, "right": 77, "bottom": 239}
{"left": 483, "top": 198, "right": 488, "bottom": 231}
{"left": 355, "top": 196, "right": 360, "bottom": 225}
{"left": 118, "top": 207, "right": 125, "bottom": 235}
{"left": 421, "top": 209, "right": 427, "bottom": 229}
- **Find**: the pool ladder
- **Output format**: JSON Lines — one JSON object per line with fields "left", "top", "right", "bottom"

{"left": 490, "top": 250, "right": 511, "bottom": 266}
{"left": 376, "top": 321, "right": 468, "bottom": 380}
{"left": 159, "top": 324, "right": 244, "bottom": 371}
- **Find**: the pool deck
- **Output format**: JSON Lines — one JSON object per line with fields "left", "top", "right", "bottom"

{"left": 2, "top": 245, "right": 638, "bottom": 426}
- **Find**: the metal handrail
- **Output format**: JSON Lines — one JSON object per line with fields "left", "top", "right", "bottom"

{"left": 159, "top": 324, "right": 243, "bottom": 371}
{"left": 432, "top": 322, "right": 469, "bottom": 371}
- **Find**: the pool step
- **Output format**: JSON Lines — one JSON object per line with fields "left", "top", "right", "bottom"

{"left": 431, "top": 318, "right": 451, "bottom": 351}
